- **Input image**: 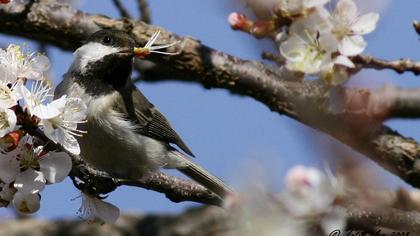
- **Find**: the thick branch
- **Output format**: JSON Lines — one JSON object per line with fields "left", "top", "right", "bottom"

{"left": 1, "top": 0, "right": 420, "bottom": 189}
{"left": 335, "top": 86, "right": 420, "bottom": 120}
{"left": 347, "top": 207, "right": 420, "bottom": 233}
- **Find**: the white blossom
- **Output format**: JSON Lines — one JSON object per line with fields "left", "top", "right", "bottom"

{"left": 78, "top": 192, "right": 120, "bottom": 224}
{"left": 331, "top": 0, "right": 380, "bottom": 56}
{"left": 40, "top": 97, "right": 87, "bottom": 155}
{"left": 280, "top": 12, "right": 339, "bottom": 74}
{"left": 15, "top": 143, "right": 72, "bottom": 193}
{"left": 0, "top": 44, "right": 50, "bottom": 83}
{"left": 281, "top": 166, "right": 346, "bottom": 234}
{"left": 0, "top": 136, "right": 71, "bottom": 214}
{"left": 18, "top": 80, "right": 55, "bottom": 117}
{"left": 0, "top": 137, "right": 71, "bottom": 195}
{"left": 18, "top": 81, "right": 87, "bottom": 154}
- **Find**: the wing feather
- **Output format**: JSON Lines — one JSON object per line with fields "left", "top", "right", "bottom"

{"left": 115, "top": 86, "right": 194, "bottom": 157}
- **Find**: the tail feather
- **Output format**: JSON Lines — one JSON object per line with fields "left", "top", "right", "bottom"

{"left": 176, "top": 157, "right": 234, "bottom": 198}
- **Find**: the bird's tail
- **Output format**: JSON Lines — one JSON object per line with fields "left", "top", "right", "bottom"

{"left": 169, "top": 152, "right": 234, "bottom": 198}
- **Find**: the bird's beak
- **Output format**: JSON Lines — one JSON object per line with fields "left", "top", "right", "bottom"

{"left": 116, "top": 48, "right": 134, "bottom": 58}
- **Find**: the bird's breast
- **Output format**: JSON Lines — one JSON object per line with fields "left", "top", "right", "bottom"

{"left": 79, "top": 92, "right": 167, "bottom": 179}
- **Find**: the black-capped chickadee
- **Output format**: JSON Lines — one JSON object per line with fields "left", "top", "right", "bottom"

{"left": 55, "top": 29, "right": 232, "bottom": 198}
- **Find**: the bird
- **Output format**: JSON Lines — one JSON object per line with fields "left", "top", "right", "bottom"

{"left": 55, "top": 29, "right": 233, "bottom": 198}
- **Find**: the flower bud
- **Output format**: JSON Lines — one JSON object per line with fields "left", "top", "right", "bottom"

{"left": 0, "top": 130, "right": 24, "bottom": 151}
{"left": 228, "top": 12, "right": 252, "bottom": 31}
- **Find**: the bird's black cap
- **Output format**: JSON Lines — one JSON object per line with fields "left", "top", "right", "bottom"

{"left": 87, "top": 29, "right": 136, "bottom": 50}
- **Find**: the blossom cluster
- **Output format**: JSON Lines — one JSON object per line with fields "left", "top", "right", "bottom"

{"left": 0, "top": 28, "right": 184, "bottom": 223}
{"left": 229, "top": 0, "right": 380, "bottom": 85}
{"left": 0, "top": 44, "right": 88, "bottom": 214}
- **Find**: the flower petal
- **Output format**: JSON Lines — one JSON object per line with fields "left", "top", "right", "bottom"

{"left": 80, "top": 193, "right": 120, "bottom": 224}
{"left": 59, "top": 130, "right": 81, "bottom": 155}
{"left": 338, "top": 35, "right": 366, "bottom": 56}
{"left": 0, "top": 155, "right": 19, "bottom": 183}
{"left": 0, "top": 107, "right": 17, "bottom": 137}
{"left": 280, "top": 35, "right": 306, "bottom": 62}
{"left": 14, "top": 169, "right": 46, "bottom": 194}
{"left": 0, "top": 183, "right": 16, "bottom": 202}
{"left": 329, "top": 66, "right": 349, "bottom": 86}
{"left": 0, "top": 82, "right": 18, "bottom": 109}
{"left": 12, "top": 191, "right": 40, "bottom": 214}
{"left": 93, "top": 197, "right": 120, "bottom": 224}
{"left": 351, "top": 13, "right": 380, "bottom": 35}
{"left": 334, "top": 55, "right": 355, "bottom": 68}
{"left": 41, "top": 120, "right": 59, "bottom": 143}
{"left": 30, "top": 54, "right": 50, "bottom": 72}
{"left": 33, "top": 96, "right": 67, "bottom": 120}
{"left": 32, "top": 103, "right": 61, "bottom": 120}
{"left": 63, "top": 98, "right": 87, "bottom": 122}
{"left": 283, "top": 166, "right": 337, "bottom": 215}
{"left": 40, "top": 152, "right": 72, "bottom": 184}
{"left": 303, "top": 0, "right": 330, "bottom": 9}
{"left": 48, "top": 95, "right": 67, "bottom": 112}
{"left": 333, "top": 0, "right": 358, "bottom": 22}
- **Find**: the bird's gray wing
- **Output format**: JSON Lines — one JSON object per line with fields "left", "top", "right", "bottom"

{"left": 115, "top": 85, "right": 195, "bottom": 157}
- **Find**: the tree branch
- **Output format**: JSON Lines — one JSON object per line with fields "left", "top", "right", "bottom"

{"left": 1, "top": 0, "right": 420, "bottom": 189}
{"left": 116, "top": 173, "right": 222, "bottom": 206}
{"left": 353, "top": 54, "right": 420, "bottom": 75}
{"left": 137, "top": 0, "right": 151, "bottom": 23}
{"left": 111, "top": 0, "right": 132, "bottom": 19}
{"left": 2, "top": 200, "right": 420, "bottom": 234}
{"left": 333, "top": 85, "right": 420, "bottom": 120}
{"left": 347, "top": 207, "right": 420, "bottom": 233}
{"left": 413, "top": 20, "right": 420, "bottom": 37}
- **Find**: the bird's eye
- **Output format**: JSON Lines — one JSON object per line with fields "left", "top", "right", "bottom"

{"left": 103, "top": 36, "right": 112, "bottom": 45}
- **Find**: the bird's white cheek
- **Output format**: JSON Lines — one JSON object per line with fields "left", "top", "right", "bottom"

{"left": 71, "top": 42, "right": 119, "bottom": 73}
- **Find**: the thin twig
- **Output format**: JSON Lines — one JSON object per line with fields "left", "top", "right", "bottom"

{"left": 261, "top": 51, "right": 284, "bottom": 66}
{"left": 353, "top": 54, "right": 420, "bottom": 75}
{"left": 111, "top": 0, "right": 132, "bottom": 18}
{"left": 137, "top": 0, "right": 151, "bottom": 23}
{"left": 413, "top": 20, "right": 420, "bottom": 36}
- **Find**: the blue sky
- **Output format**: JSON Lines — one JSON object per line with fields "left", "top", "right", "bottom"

{"left": 1, "top": 0, "right": 420, "bottom": 220}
